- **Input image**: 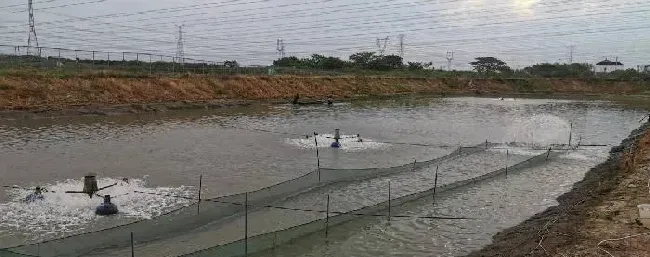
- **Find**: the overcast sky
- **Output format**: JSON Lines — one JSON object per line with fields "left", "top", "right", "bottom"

{"left": 0, "top": 0, "right": 648, "bottom": 69}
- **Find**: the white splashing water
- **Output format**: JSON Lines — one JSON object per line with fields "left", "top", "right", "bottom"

{"left": 503, "top": 114, "right": 571, "bottom": 145}
{"left": 0, "top": 177, "right": 194, "bottom": 242}
{"left": 488, "top": 145, "right": 546, "bottom": 157}
{"left": 285, "top": 134, "right": 389, "bottom": 151}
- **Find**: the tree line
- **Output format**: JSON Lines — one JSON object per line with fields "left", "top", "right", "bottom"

{"left": 272, "top": 53, "right": 647, "bottom": 79}
{"left": 273, "top": 52, "right": 432, "bottom": 71}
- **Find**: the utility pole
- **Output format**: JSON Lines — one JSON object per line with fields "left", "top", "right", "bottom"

{"left": 445, "top": 51, "right": 454, "bottom": 71}
{"left": 276, "top": 38, "right": 285, "bottom": 59}
{"left": 27, "top": 0, "right": 39, "bottom": 56}
{"left": 568, "top": 45, "right": 575, "bottom": 64}
{"left": 376, "top": 37, "right": 389, "bottom": 55}
{"left": 398, "top": 34, "right": 404, "bottom": 58}
{"left": 176, "top": 25, "right": 185, "bottom": 66}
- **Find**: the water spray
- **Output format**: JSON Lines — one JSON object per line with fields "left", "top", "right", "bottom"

{"left": 65, "top": 173, "right": 117, "bottom": 198}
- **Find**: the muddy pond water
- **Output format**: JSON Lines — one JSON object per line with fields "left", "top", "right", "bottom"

{"left": 0, "top": 96, "right": 644, "bottom": 256}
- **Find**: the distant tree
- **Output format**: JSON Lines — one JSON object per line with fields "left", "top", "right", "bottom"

{"left": 349, "top": 52, "right": 376, "bottom": 68}
{"left": 523, "top": 63, "right": 593, "bottom": 77}
{"left": 407, "top": 61, "right": 433, "bottom": 70}
{"left": 304, "top": 54, "right": 326, "bottom": 68}
{"left": 320, "top": 56, "right": 348, "bottom": 69}
{"left": 607, "top": 68, "right": 640, "bottom": 80}
{"left": 407, "top": 61, "right": 424, "bottom": 70}
{"left": 273, "top": 56, "right": 303, "bottom": 67}
{"left": 368, "top": 55, "right": 403, "bottom": 70}
{"left": 469, "top": 57, "right": 510, "bottom": 74}
{"left": 223, "top": 60, "right": 239, "bottom": 68}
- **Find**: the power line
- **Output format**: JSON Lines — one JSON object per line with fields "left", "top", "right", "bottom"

{"left": 1, "top": 0, "right": 648, "bottom": 66}
{"left": 0, "top": 0, "right": 63, "bottom": 9}
{"left": 3, "top": 0, "right": 644, "bottom": 52}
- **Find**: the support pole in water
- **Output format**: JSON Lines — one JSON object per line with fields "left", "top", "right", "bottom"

{"left": 546, "top": 147, "right": 552, "bottom": 161}
{"left": 568, "top": 122, "right": 573, "bottom": 147}
{"left": 505, "top": 149, "right": 509, "bottom": 178}
{"left": 325, "top": 194, "right": 330, "bottom": 238}
{"left": 197, "top": 174, "right": 202, "bottom": 215}
{"left": 577, "top": 136, "right": 582, "bottom": 148}
{"left": 412, "top": 159, "right": 417, "bottom": 171}
{"left": 433, "top": 166, "right": 438, "bottom": 205}
{"left": 388, "top": 181, "right": 391, "bottom": 222}
{"left": 244, "top": 192, "right": 248, "bottom": 257}
{"left": 315, "top": 132, "right": 321, "bottom": 182}
{"left": 131, "top": 232, "right": 134, "bottom": 257}
{"left": 485, "top": 139, "right": 488, "bottom": 149}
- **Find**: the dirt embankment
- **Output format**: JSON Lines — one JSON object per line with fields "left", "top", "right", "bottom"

{"left": 0, "top": 75, "right": 645, "bottom": 115}
{"left": 467, "top": 123, "right": 650, "bottom": 257}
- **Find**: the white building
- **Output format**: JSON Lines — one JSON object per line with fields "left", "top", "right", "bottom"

{"left": 595, "top": 59, "right": 623, "bottom": 73}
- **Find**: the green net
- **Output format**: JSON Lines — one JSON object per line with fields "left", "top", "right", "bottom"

{"left": 182, "top": 149, "right": 559, "bottom": 257}
{"left": 1, "top": 143, "right": 489, "bottom": 257}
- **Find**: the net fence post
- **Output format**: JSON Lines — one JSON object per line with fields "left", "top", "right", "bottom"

{"left": 577, "top": 136, "right": 582, "bottom": 148}
{"left": 131, "top": 232, "right": 134, "bottom": 257}
{"left": 412, "top": 159, "right": 416, "bottom": 171}
{"left": 325, "top": 194, "right": 330, "bottom": 239}
{"left": 433, "top": 165, "right": 438, "bottom": 205}
{"left": 245, "top": 192, "right": 249, "bottom": 257}
{"left": 149, "top": 54, "right": 152, "bottom": 75}
{"left": 197, "top": 174, "right": 202, "bottom": 215}
{"left": 568, "top": 122, "right": 573, "bottom": 147}
{"left": 314, "top": 132, "right": 321, "bottom": 182}
{"left": 107, "top": 52, "right": 110, "bottom": 67}
{"left": 387, "top": 180, "right": 391, "bottom": 223}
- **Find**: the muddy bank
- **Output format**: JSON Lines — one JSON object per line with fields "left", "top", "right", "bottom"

{"left": 0, "top": 75, "right": 645, "bottom": 117}
{"left": 466, "top": 122, "right": 650, "bottom": 256}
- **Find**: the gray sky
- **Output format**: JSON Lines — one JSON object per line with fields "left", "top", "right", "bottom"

{"left": 0, "top": 0, "right": 648, "bottom": 69}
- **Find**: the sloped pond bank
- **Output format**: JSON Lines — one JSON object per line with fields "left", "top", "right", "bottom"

{"left": 467, "top": 122, "right": 650, "bottom": 257}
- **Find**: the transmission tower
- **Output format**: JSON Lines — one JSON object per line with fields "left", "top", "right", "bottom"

{"left": 445, "top": 51, "right": 454, "bottom": 71}
{"left": 27, "top": 0, "right": 39, "bottom": 56}
{"left": 568, "top": 45, "right": 575, "bottom": 64}
{"left": 398, "top": 34, "right": 405, "bottom": 58}
{"left": 376, "top": 37, "right": 389, "bottom": 55}
{"left": 176, "top": 25, "right": 185, "bottom": 65}
{"left": 276, "top": 39, "right": 285, "bottom": 59}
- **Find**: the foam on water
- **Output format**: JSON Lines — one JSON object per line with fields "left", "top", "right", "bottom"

{"left": 285, "top": 134, "right": 389, "bottom": 151}
{"left": 487, "top": 145, "right": 545, "bottom": 157}
{"left": 0, "top": 177, "right": 194, "bottom": 242}
{"left": 503, "top": 114, "right": 572, "bottom": 145}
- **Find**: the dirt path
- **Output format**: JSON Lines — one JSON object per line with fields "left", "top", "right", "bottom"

{"left": 466, "top": 123, "right": 650, "bottom": 257}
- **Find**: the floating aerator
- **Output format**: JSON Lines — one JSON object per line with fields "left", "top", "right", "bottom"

{"left": 331, "top": 129, "right": 341, "bottom": 148}
{"left": 95, "top": 195, "right": 118, "bottom": 216}
{"left": 24, "top": 186, "right": 44, "bottom": 203}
